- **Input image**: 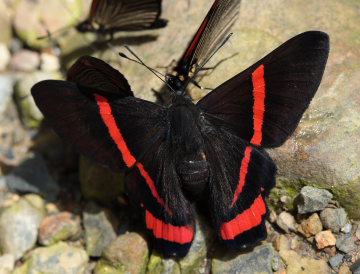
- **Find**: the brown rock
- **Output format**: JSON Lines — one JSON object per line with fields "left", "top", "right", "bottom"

{"left": 315, "top": 230, "right": 336, "bottom": 249}
{"left": 323, "top": 246, "right": 336, "bottom": 257}
{"left": 298, "top": 213, "right": 323, "bottom": 237}
{"left": 338, "top": 264, "right": 351, "bottom": 274}
{"left": 102, "top": 232, "right": 149, "bottom": 274}
{"left": 38, "top": 212, "right": 81, "bottom": 246}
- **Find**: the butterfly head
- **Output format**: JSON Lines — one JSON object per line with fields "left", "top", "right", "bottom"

{"left": 76, "top": 20, "right": 95, "bottom": 33}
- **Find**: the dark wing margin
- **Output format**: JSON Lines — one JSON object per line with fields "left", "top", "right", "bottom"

{"left": 67, "top": 55, "right": 133, "bottom": 97}
{"left": 202, "top": 126, "right": 276, "bottom": 248}
{"left": 175, "top": 0, "right": 241, "bottom": 76}
{"left": 90, "top": 0, "right": 167, "bottom": 31}
{"left": 197, "top": 31, "right": 330, "bottom": 148}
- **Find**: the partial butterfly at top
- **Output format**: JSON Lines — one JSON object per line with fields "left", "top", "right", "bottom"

{"left": 39, "top": 0, "right": 167, "bottom": 41}
{"left": 167, "top": 0, "right": 241, "bottom": 92}
{"left": 31, "top": 30, "right": 329, "bottom": 257}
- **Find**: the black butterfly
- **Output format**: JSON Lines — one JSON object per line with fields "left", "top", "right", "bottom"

{"left": 76, "top": 0, "right": 168, "bottom": 38}
{"left": 31, "top": 30, "right": 329, "bottom": 257}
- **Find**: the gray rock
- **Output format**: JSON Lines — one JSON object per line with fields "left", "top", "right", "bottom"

{"left": 336, "top": 234, "right": 356, "bottom": 253}
{"left": 0, "top": 43, "right": 10, "bottom": 71}
{"left": 14, "top": 70, "right": 61, "bottom": 128}
{"left": 0, "top": 194, "right": 45, "bottom": 260}
{"left": 179, "top": 215, "right": 215, "bottom": 273}
{"left": 320, "top": 208, "right": 347, "bottom": 232}
{"left": 328, "top": 254, "right": 343, "bottom": 270}
{"left": 5, "top": 152, "right": 60, "bottom": 200}
{"left": 0, "top": 74, "right": 14, "bottom": 116}
{"left": 0, "top": 254, "right": 15, "bottom": 274}
{"left": 23, "top": 241, "right": 88, "bottom": 274}
{"left": 350, "top": 258, "right": 360, "bottom": 274}
{"left": 10, "top": 50, "right": 40, "bottom": 72}
{"left": 296, "top": 186, "right": 333, "bottom": 214}
{"left": 13, "top": 0, "right": 86, "bottom": 50}
{"left": 95, "top": 232, "right": 149, "bottom": 274}
{"left": 212, "top": 244, "right": 275, "bottom": 274}
{"left": 341, "top": 223, "right": 352, "bottom": 233}
{"left": 276, "top": 211, "right": 297, "bottom": 233}
{"left": 83, "top": 202, "right": 117, "bottom": 257}
{"left": 355, "top": 225, "right": 360, "bottom": 239}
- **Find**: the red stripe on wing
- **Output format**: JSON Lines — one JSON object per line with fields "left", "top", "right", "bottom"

{"left": 250, "top": 65, "right": 266, "bottom": 146}
{"left": 220, "top": 194, "right": 266, "bottom": 240}
{"left": 89, "top": 0, "right": 100, "bottom": 19}
{"left": 183, "top": 0, "right": 219, "bottom": 60}
{"left": 230, "top": 146, "right": 253, "bottom": 208}
{"left": 95, "top": 94, "right": 136, "bottom": 167}
{"left": 95, "top": 94, "right": 169, "bottom": 212}
{"left": 145, "top": 210, "right": 194, "bottom": 244}
{"left": 136, "top": 162, "right": 169, "bottom": 212}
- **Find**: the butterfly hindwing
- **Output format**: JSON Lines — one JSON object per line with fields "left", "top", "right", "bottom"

{"left": 67, "top": 55, "right": 133, "bottom": 96}
{"left": 198, "top": 31, "right": 329, "bottom": 148}
{"left": 200, "top": 125, "right": 276, "bottom": 248}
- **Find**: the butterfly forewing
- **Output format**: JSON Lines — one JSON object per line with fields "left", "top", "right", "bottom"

{"left": 175, "top": 0, "right": 241, "bottom": 78}
{"left": 198, "top": 31, "right": 330, "bottom": 148}
{"left": 86, "top": 0, "right": 167, "bottom": 32}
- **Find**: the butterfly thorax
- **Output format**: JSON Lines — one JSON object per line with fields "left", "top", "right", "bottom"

{"left": 169, "top": 95, "right": 209, "bottom": 199}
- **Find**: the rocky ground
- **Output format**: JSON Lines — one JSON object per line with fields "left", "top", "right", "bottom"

{"left": 0, "top": 0, "right": 359, "bottom": 273}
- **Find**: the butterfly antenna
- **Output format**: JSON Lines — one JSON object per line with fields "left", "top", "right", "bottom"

{"left": 200, "top": 32, "right": 233, "bottom": 70}
{"left": 120, "top": 46, "right": 176, "bottom": 93}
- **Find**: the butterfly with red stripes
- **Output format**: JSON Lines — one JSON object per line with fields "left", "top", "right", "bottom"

{"left": 31, "top": 30, "right": 329, "bottom": 257}
{"left": 76, "top": 0, "right": 168, "bottom": 38}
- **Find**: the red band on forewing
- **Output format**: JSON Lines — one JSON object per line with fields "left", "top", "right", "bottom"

{"left": 184, "top": 0, "right": 219, "bottom": 60}
{"left": 251, "top": 65, "right": 266, "bottom": 146}
{"left": 145, "top": 210, "right": 194, "bottom": 244}
{"left": 136, "top": 162, "right": 169, "bottom": 212}
{"left": 89, "top": 0, "right": 100, "bottom": 18}
{"left": 95, "top": 94, "right": 169, "bottom": 212}
{"left": 230, "top": 146, "right": 253, "bottom": 208}
{"left": 95, "top": 94, "right": 136, "bottom": 167}
{"left": 220, "top": 194, "right": 266, "bottom": 240}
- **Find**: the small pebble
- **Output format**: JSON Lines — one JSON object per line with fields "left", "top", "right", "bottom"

{"left": 0, "top": 43, "right": 11, "bottom": 71}
{"left": 298, "top": 213, "right": 323, "bottom": 237}
{"left": 10, "top": 49, "right": 40, "bottom": 72}
{"left": 336, "top": 234, "right": 356, "bottom": 253}
{"left": 355, "top": 225, "right": 360, "bottom": 240}
{"left": 338, "top": 264, "right": 351, "bottom": 274}
{"left": 296, "top": 186, "right": 333, "bottom": 214}
{"left": 341, "top": 223, "right": 352, "bottom": 234}
{"left": 315, "top": 230, "right": 336, "bottom": 249}
{"left": 329, "top": 254, "right": 344, "bottom": 270}
{"left": 320, "top": 208, "right": 347, "bottom": 232}
{"left": 350, "top": 258, "right": 360, "bottom": 274}
{"left": 276, "top": 211, "right": 297, "bottom": 233}
{"left": 0, "top": 254, "right": 15, "bottom": 274}
{"left": 40, "top": 52, "right": 60, "bottom": 72}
